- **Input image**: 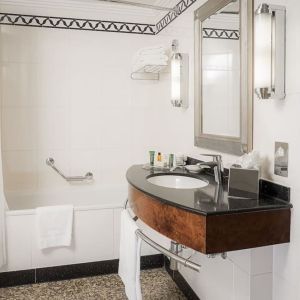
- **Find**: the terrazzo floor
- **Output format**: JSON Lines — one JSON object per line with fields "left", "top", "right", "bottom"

{"left": 0, "top": 268, "right": 186, "bottom": 300}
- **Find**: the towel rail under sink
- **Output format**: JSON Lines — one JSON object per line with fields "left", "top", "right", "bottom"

{"left": 124, "top": 199, "right": 201, "bottom": 272}
{"left": 46, "top": 157, "right": 93, "bottom": 182}
{"left": 136, "top": 229, "right": 201, "bottom": 272}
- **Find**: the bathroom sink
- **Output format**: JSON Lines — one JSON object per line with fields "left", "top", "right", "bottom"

{"left": 147, "top": 175, "right": 208, "bottom": 189}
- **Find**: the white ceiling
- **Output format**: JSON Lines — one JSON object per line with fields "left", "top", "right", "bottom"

{"left": 0, "top": 0, "right": 181, "bottom": 24}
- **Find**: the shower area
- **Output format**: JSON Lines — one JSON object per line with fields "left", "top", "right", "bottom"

{"left": 0, "top": 2, "right": 176, "bottom": 273}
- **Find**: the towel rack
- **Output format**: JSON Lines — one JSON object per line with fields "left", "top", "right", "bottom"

{"left": 124, "top": 200, "right": 201, "bottom": 272}
{"left": 136, "top": 229, "right": 201, "bottom": 272}
{"left": 46, "top": 157, "right": 93, "bottom": 182}
{"left": 131, "top": 65, "right": 168, "bottom": 80}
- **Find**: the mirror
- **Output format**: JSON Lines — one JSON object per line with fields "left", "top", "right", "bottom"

{"left": 194, "top": 0, "right": 253, "bottom": 155}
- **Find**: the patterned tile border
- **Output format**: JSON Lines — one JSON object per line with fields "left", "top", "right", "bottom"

{"left": 156, "top": 0, "right": 198, "bottom": 34}
{"left": 203, "top": 27, "right": 239, "bottom": 40}
{"left": 0, "top": 0, "right": 239, "bottom": 39}
{"left": 0, "top": 12, "right": 156, "bottom": 35}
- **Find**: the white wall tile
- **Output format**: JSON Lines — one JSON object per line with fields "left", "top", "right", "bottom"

{"left": 73, "top": 209, "right": 114, "bottom": 264}
{"left": 97, "top": 68, "right": 131, "bottom": 108}
{"left": 251, "top": 273, "right": 272, "bottom": 300}
{"left": 2, "top": 150, "right": 38, "bottom": 191}
{"left": 0, "top": 26, "right": 40, "bottom": 63}
{"left": 113, "top": 208, "right": 122, "bottom": 259}
{"left": 68, "top": 64, "right": 102, "bottom": 108}
{"left": 1, "top": 62, "right": 37, "bottom": 107}
{"left": 273, "top": 273, "right": 300, "bottom": 300}
{"left": 228, "top": 249, "right": 251, "bottom": 274}
{"left": 179, "top": 253, "right": 235, "bottom": 300}
{"left": 37, "top": 107, "right": 68, "bottom": 150}
{"left": 2, "top": 107, "right": 37, "bottom": 151}
{"left": 5, "top": 215, "right": 33, "bottom": 271}
{"left": 251, "top": 246, "right": 273, "bottom": 275}
{"left": 234, "top": 266, "right": 250, "bottom": 300}
{"left": 35, "top": 63, "right": 69, "bottom": 108}
{"left": 98, "top": 108, "right": 131, "bottom": 149}
{"left": 98, "top": 148, "right": 132, "bottom": 185}
{"left": 69, "top": 107, "right": 99, "bottom": 150}
{"left": 36, "top": 29, "right": 70, "bottom": 65}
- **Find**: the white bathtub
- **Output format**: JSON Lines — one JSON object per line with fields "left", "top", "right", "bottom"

{"left": 1, "top": 185, "right": 163, "bottom": 274}
{"left": 1, "top": 186, "right": 128, "bottom": 273}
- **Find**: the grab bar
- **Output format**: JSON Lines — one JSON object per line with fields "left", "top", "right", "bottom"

{"left": 46, "top": 157, "right": 93, "bottom": 182}
{"left": 124, "top": 200, "right": 201, "bottom": 272}
{"left": 136, "top": 229, "right": 201, "bottom": 272}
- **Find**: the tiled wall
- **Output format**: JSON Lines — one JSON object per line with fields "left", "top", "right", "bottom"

{"left": 0, "top": 6, "right": 265, "bottom": 300}
{"left": 0, "top": 25, "right": 175, "bottom": 194}
{"left": 1, "top": 0, "right": 298, "bottom": 297}
{"left": 254, "top": 0, "right": 300, "bottom": 299}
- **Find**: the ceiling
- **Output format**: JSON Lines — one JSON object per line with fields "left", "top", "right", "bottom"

{"left": 0, "top": 0, "right": 181, "bottom": 24}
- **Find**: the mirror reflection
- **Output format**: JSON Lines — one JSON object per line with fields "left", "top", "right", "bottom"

{"left": 202, "top": 1, "right": 240, "bottom": 138}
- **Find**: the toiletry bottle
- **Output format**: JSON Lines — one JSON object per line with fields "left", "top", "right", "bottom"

{"left": 157, "top": 152, "right": 162, "bottom": 162}
{"left": 162, "top": 153, "right": 168, "bottom": 168}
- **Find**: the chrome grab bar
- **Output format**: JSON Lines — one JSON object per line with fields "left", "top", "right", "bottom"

{"left": 136, "top": 229, "right": 201, "bottom": 272}
{"left": 46, "top": 157, "right": 93, "bottom": 182}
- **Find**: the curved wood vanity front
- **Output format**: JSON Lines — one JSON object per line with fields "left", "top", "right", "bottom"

{"left": 127, "top": 165, "right": 292, "bottom": 254}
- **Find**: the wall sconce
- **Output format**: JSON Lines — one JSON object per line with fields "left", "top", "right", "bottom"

{"left": 254, "top": 3, "right": 286, "bottom": 100}
{"left": 171, "top": 40, "right": 189, "bottom": 108}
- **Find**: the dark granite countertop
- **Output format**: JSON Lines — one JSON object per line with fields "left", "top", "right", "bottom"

{"left": 126, "top": 165, "right": 292, "bottom": 216}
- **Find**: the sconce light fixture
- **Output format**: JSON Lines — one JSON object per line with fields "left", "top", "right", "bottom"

{"left": 171, "top": 39, "right": 189, "bottom": 108}
{"left": 254, "top": 3, "right": 286, "bottom": 100}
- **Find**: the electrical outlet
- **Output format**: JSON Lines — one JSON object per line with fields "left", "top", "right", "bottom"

{"left": 274, "top": 142, "right": 288, "bottom": 177}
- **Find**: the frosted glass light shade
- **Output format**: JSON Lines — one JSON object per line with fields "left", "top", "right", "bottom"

{"left": 171, "top": 53, "right": 182, "bottom": 104}
{"left": 254, "top": 11, "right": 272, "bottom": 89}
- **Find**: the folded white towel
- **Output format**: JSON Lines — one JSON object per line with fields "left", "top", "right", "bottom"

{"left": 133, "top": 62, "right": 168, "bottom": 73}
{"left": 118, "top": 209, "right": 142, "bottom": 300}
{"left": 136, "top": 45, "right": 166, "bottom": 56}
{"left": 36, "top": 205, "right": 74, "bottom": 250}
{"left": 135, "top": 54, "right": 169, "bottom": 63}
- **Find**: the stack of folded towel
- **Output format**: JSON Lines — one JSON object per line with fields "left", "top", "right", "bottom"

{"left": 132, "top": 45, "right": 168, "bottom": 72}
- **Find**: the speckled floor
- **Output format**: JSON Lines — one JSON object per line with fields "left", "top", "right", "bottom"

{"left": 0, "top": 268, "right": 186, "bottom": 300}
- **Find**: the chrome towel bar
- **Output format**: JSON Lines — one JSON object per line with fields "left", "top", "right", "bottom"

{"left": 46, "top": 157, "right": 93, "bottom": 182}
{"left": 136, "top": 229, "right": 201, "bottom": 272}
{"left": 124, "top": 200, "right": 201, "bottom": 272}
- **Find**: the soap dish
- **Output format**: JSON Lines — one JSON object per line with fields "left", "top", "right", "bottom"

{"left": 185, "top": 165, "right": 204, "bottom": 173}
{"left": 185, "top": 164, "right": 210, "bottom": 173}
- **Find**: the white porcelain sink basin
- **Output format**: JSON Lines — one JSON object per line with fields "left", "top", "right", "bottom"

{"left": 147, "top": 175, "right": 208, "bottom": 189}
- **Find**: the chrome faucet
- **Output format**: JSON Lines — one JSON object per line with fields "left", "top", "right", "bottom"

{"left": 198, "top": 154, "right": 223, "bottom": 185}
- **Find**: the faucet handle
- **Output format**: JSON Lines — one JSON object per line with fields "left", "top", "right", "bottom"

{"left": 201, "top": 154, "right": 223, "bottom": 171}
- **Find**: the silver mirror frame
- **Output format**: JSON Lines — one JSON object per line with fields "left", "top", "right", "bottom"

{"left": 194, "top": 0, "right": 253, "bottom": 155}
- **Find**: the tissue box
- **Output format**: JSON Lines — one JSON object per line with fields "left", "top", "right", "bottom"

{"left": 228, "top": 167, "right": 259, "bottom": 199}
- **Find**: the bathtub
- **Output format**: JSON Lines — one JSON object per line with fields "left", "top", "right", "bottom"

{"left": 1, "top": 185, "right": 128, "bottom": 273}
{"left": 1, "top": 185, "right": 159, "bottom": 274}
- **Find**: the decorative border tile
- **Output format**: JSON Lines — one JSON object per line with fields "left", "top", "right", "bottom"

{"left": 156, "top": 0, "right": 197, "bottom": 34}
{"left": 0, "top": 13, "right": 156, "bottom": 35}
{"left": 203, "top": 27, "right": 239, "bottom": 40}
{"left": 0, "top": 2, "right": 240, "bottom": 40}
